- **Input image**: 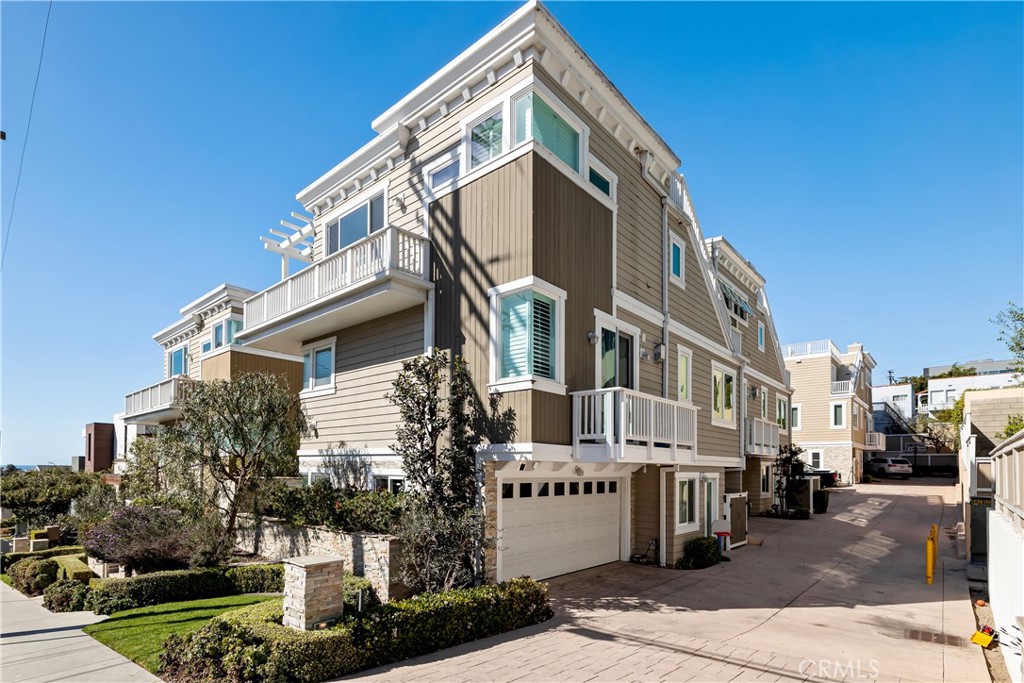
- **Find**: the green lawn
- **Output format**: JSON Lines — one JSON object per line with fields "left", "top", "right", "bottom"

{"left": 0, "top": 573, "right": 10, "bottom": 586}
{"left": 83, "top": 594, "right": 277, "bottom": 673}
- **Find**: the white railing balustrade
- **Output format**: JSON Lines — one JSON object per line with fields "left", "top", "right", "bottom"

{"left": 746, "top": 418, "right": 780, "bottom": 456}
{"left": 124, "top": 376, "right": 192, "bottom": 418}
{"left": 572, "top": 388, "right": 697, "bottom": 462}
{"left": 245, "top": 226, "right": 428, "bottom": 328}
{"left": 782, "top": 340, "right": 842, "bottom": 358}
{"left": 865, "top": 432, "right": 885, "bottom": 450}
{"left": 831, "top": 381, "right": 852, "bottom": 394}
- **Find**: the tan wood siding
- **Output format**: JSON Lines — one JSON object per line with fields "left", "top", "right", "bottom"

{"left": 787, "top": 356, "right": 850, "bottom": 443}
{"left": 617, "top": 309, "right": 666, "bottom": 398}
{"left": 300, "top": 306, "right": 424, "bottom": 450}
{"left": 668, "top": 224, "right": 731, "bottom": 347}
{"left": 632, "top": 466, "right": 661, "bottom": 556}
{"left": 200, "top": 351, "right": 303, "bottom": 394}
{"left": 431, "top": 154, "right": 535, "bottom": 443}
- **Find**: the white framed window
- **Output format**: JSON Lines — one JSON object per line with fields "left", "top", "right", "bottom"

{"left": 374, "top": 475, "right": 405, "bottom": 495}
{"left": 853, "top": 403, "right": 861, "bottom": 429}
{"left": 204, "top": 318, "right": 243, "bottom": 355}
{"left": 669, "top": 232, "right": 686, "bottom": 288}
{"left": 711, "top": 362, "right": 736, "bottom": 428}
{"left": 595, "top": 312, "right": 640, "bottom": 392}
{"left": 675, "top": 472, "right": 699, "bottom": 533}
{"left": 830, "top": 401, "right": 846, "bottom": 429}
{"left": 808, "top": 451, "right": 823, "bottom": 469}
{"left": 677, "top": 345, "right": 692, "bottom": 403}
{"left": 777, "top": 397, "right": 789, "bottom": 430}
{"left": 423, "top": 149, "right": 460, "bottom": 193}
{"left": 761, "top": 464, "right": 773, "bottom": 495}
{"left": 488, "top": 276, "right": 567, "bottom": 395}
{"left": 325, "top": 191, "right": 386, "bottom": 256}
{"left": 301, "top": 338, "right": 336, "bottom": 396}
{"left": 512, "top": 88, "right": 583, "bottom": 172}
{"left": 757, "top": 321, "right": 765, "bottom": 351}
{"left": 588, "top": 156, "right": 616, "bottom": 201}
{"left": 761, "top": 386, "right": 769, "bottom": 419}
{"left": 721, "top": 283, "right": 752, "bottom": 324}
{"left": 468, "top": 106, "right": 505, "bottom": 169}
{"left": 167, "top": 344, "right": 189, "bottom": 377}
{"left": 791, "top": 404, "right": 802, "bottom": 430}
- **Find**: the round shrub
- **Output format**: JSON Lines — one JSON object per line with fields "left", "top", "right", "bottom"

{"left": 9, "top": 557, "right": 59, "bottom": 596}
{"left": 675, "top": 536, "right": 722, "bottom": 570}
{"left": 43, "top": 579, "right": 91, "bottom": 612}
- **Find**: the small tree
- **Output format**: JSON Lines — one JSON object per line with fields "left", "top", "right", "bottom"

{"left": 0, "top": 469, "right": 105, "bottom": 528}
{"left": 773, "top": 444, "right": 807, "bottom": 515}
{"left": 993, "top": 302, "right": 1024, "bottom": 378}
{"left": 387, "top": 352, "right": 512, "bottom": 593}
{"left": 159, "top": 372, "right": 308, "bottom": 539}
{"left": 84, "top": 506, "right": 192, "bottom": 574}
{"left": 997, "top": 415, "right": 1024, "bottom": 441}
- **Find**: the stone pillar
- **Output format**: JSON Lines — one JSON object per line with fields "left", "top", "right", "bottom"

{"left": 282, "top": 555, "right": 345, "bottom": 631}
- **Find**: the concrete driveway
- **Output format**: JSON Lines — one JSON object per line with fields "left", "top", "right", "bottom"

{"left": 343, "top": 479, "right": 989, "bottom": 682}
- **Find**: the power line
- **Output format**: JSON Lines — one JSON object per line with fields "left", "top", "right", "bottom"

{"left": 0, "top": 0, "right": 54, "bottom": 274}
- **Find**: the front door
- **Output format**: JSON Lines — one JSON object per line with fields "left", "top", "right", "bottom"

{"left": 600, "top": 328, "right": 635, "bottom": 389}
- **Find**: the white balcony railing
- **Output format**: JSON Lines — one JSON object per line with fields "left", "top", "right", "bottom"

{"left": 782, "top": 340, "right": 842, "bottom": 358}
{"left": 746, "top": 417, "right": 780, "bottom": 456}
{"left": 990, "top": 428, "right": 1024, "bottom": 524}
{"left": 244, "top": 226, "right": 428, "bottom": 329}
{"left": 572, "top": 388, "right": 697, "bottom": 463}
{"left": 124, "top": 376, "right": 192, "bottom": 419}
{"left": 865, "top": 432, "right": 885, "bottom": 450}
{"left": 831, "top": 380, "right": 852, "bottom": 394}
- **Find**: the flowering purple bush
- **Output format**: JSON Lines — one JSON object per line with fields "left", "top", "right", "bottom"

{"left": 84, "top": 506, "right": 191, "bottom": 574}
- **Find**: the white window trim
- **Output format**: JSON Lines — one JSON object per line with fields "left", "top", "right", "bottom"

{"left": 588, "top": 155, "right": 617, "bottom": 203}
{"left": 510, "top": 81, "right": 589, "bottom": 176}
{"left": 757, "top": 321, "right": 765, "bottom": 351}
{"left": 760, "top": 464, "right": 773, "bottom": 497}
{"left": 674, "top": 471, "right": 700, "bottom": 534}
{"left": 830, "top": 400, "right": 847, "bottom": 429}
{"left": 319, "top": 179, "right": 390, "bottom": 257}
{"left": 791, "top": 403, "right": 802, "bottom": 431}
{"left": 488, "top": 276, "right": 568, "bottom": 396}
{"left": 300, "top": 337, "right": 337, "bottom": 398}
{"left": 676, "top": 343, "right": 693, "bottom": 404}
{"left": 669, "top": 231, "right": 686, "bottom": 289}
{"left": 421, "top": 148, "right": 460, "bottom": 197}
{"left": 167, "top": 342, "right": 189, "bottom": 378}
{"left": 592, "top": 310, "right": 641, "bottom": 391}
{"left": 807, "top": 450, "right": 823, "bottom": 470}
{"left": 463, "top": 100, "right": 509, "bottom": 173}
{"left": 711, "top": 361, "right": 737, "bottom": 429}
{"left": 761, "top": 385, "right": 769, "bottom": 419}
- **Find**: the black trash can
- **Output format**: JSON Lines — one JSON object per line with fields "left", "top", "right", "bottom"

{"left": 813, "top": 489, "right": 830, "bottom": 514}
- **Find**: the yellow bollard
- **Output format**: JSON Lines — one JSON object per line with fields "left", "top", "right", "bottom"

{"left": 926, "top": 537, "right": 935, "bottom": 585}
{"left": 930, "top": 524, "right": 939, "bottom": 545}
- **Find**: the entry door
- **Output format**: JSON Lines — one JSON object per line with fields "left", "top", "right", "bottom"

{"left": 704, "top": 478, "right": 719, "bottom": 536}
{"left": 601, "top": 328, "right": 636, "bottom": 389}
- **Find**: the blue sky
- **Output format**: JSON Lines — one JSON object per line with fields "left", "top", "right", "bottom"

{"left": 2, "top": 2, "right": 1021, "bottom": 465}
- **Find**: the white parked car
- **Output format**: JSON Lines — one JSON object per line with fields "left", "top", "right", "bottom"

{"left": 868, "top": 457, "right": 912, "bottom": 479}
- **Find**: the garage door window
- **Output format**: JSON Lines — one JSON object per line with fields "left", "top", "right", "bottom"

{"left": 597, "top": 481, "right": 606, "bottom": 494}
{"left": 538, "top": 483, "right": 549, "bottom": 496}
{"left": 502, "top": 483, "right": 514, "bottom": 499}
{"left": 609, "top": 481, "right": 617, "bottom": 493}
{"left": 570, "top": 482, "right": 580, "bottom": 495}
{"left": 554, "top": 482, "right": 565, "bottom": 495}
{"left": 584, "top": 481, "right": 593, "bottom": 494}
{"left": 519, "top": 483, "right": 532, "bottom": 498}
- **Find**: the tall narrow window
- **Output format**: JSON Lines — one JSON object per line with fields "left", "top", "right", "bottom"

{"left": 499, "top": 291, "right": 556, "bottom": 380}
{"left": 832, "top": 403, "right": 845, "bottom": 427}
{"left": 777, "top": 397, "right": 789, "bottom": 429}
{"left": 677, "top": 477, "right": 696, "bottom": 526}
{"left": 301, "top": 340, "right": 335, "bottom": 393}
{"left": 761, "top": 388, "right": 768, "bottom": 419}
{"left": 168, "top": 347, "right": 188, "bottom": 377}
{"left": 470, "top": 112, "right": 503, "bottom": 168}
{"left": 514, "top": 92, "right": 580, "bottom": 171}
{"left": 757, "top": 321, "right": 765, "bottom": 351}
{"left": 712, "top": 365, "right": 736, "bottom": 426}
{"left": 669, "top": 233, "right": 685, "bottom": 287}
{"left": 678, "top": 347, "right": 691, "bottom": 402}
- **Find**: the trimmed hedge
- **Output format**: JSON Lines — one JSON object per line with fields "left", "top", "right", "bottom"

{"left": 91, "top": 569, "right": 234, "bottom": 615}
{"left": 674, "top": 536, "right": 722, "bottom": 570}
{"left": 160, "top": 578, "right": 553, "bottom": 683}
{"left": 0, "top": 545, "right": 83, "bottom": 572}
{"left": 43, "top": 579, "right": 90, "bottom": 612}
{"left": 9, "top": 558, "right": 58, "bottom": 596}
{"left": 54, "top": 555, "right": 94, "bottom": 584}
{"left": 225, "top": 564, "right": 283, "bottom": 594}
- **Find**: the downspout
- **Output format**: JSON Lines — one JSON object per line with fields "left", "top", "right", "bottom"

{"left": 661, "top": 197, "right": 670, "bottom": 400}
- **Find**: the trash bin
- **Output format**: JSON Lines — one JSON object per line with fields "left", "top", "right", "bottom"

{"left": 813, "top": 489, "right": 830, "bottom": 514}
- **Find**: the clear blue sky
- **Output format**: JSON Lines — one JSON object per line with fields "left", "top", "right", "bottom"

{"left": 2, "top": 2, "right": 1021, "bottom": 465}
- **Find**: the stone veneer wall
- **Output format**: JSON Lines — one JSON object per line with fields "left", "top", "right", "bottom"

{"left": 235, "top": 514, "right": 406, "bottom": 601}
{"left": 283, "top": 556, "right": 346, "bottom": 630}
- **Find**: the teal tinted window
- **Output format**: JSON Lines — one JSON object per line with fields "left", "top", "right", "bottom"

{"left": 589, "top": 167, "right": 611, "bottom": 195}
{"left": 515, "top": 92, "right": 579, "bottom": 171}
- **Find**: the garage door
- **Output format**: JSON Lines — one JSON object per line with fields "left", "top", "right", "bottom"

{"left": 499, "top": 477, "right": 621, "bottom": 581}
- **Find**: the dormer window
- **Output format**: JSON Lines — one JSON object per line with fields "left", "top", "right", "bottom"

{"left": 721, "top": 283, "right": 752, "bottom": 323}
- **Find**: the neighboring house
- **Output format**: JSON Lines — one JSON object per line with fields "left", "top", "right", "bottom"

{"left": 926, "top": 358, "right": 1018, "bottom": 378}
{"left": 988, "top": 425, "right": 1024, "bottom": 683}
{"left": 114, "top": 283, "right": 302, "bottom": 471}
{"left": 872, "top": 383, "right": 915, "bottom": 423}
{"left": 82, "top": 423, "right": 115, "bottom": 473}
{"left": 232, "top": 1, "right": 792, "bottom": 580}
{"left": 918, "top": 372, "right": 1020, "bottom": 417}
{"left": 956, "top": 387, "right": 1024, "bottom": 570}
{"left": 782, "top": 340, "right": 885, "bottom": 484}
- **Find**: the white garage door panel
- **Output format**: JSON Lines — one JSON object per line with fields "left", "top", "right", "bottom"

{"left": 499, "top": 478, "right": 621, "bottom": 581}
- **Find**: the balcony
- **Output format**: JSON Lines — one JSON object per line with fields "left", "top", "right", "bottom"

{"left": 865, "top": 432, "right": 886, "bottom": 451}
{"left": 782, "top": 340, "right": 842, "bottom": 358}
{"left": 572, "top": 388, "right": 697, "bottom": 463}
{"left": 831, "top": 380, "right": 852, "bottom": 394}
{"left": 746, "top": 417, "right": 780, "bottom": 457}
{"left": 123, "top": 376, "right": 193, "bottom": 424}
{"left": 238, "top": 226, "right": 431, "bottom": 353}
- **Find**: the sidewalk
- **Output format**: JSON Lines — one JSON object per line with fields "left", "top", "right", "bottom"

{"left": 0, "top": 582, "right": 160, "bottom": 683}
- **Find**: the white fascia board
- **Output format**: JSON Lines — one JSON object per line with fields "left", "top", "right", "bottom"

{"left": 706, "top": 236, "right": 765, "bottom": 288}
{"left": 152, "top": 317, "right": 194, "bottom": 344}
{"left": 178, "top": 283, "right": 255, "bottom": 317}
{"left": 296, "top": 127, "right": 404, "bottom": 209}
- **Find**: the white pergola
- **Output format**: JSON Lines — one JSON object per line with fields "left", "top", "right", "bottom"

{"left": 260, "top": 211, "right": 315, "bottom": 279}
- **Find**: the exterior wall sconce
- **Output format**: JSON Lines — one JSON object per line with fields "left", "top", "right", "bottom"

{"left": 640, "top": 348, "right": 650, "bottom": 361}
{"left": 587, "top": 331, "right": 600, "bottom": 344}
{"left": 748, "top": 385, "right": 759, "bottom": 399}
{"left": 390, "top": 195, "right": 405, "bottom": 211}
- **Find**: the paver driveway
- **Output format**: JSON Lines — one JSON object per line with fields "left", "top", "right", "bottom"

{"left": 342, "top": 480, "right": 989, "bottom": 683}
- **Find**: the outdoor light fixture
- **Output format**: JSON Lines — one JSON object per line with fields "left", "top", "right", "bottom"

{"left": 390, "top": 195, "right": 405, "bottom": 211}
{"left": 587, "top": 331, "right": 599, "bottom": 344}
{"left": 653, "top": 343, "right": 665, "bottom": 363}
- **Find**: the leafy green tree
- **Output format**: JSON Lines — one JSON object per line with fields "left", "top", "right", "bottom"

{"left": 996, "top": 415, "right": 1024, "bottom": 441}
{"left": 0, "top": 469, "right": 105, "bottom": 527}
{"left": 993, "top": 301, "right": 1024, "bottom": 377}
{"left": 387, "top": 352, "right": 512, "bottom": 592}
{"left": 158, "top": 372, "right": 307, "bottom": 539}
